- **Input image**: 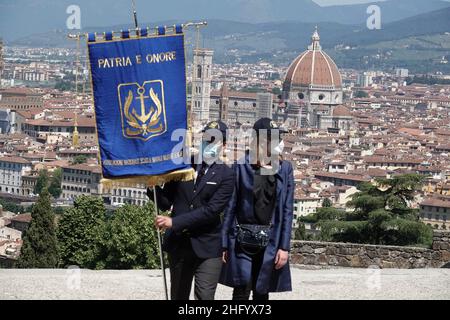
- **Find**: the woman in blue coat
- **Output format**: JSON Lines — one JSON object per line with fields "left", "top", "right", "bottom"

{"left": 220, "top": 118, "right": 294, "bottom": 300}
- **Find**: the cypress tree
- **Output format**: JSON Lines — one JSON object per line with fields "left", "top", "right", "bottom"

{"left": 16, "top": 187, "right": 59, "bottom": 268}
{"left": 34, "top": 169, "right": 49, "bottom": 195}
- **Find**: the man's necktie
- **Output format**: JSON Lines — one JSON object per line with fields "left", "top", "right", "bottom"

{"left": 195, "top": 162, "right": 208, "bottom": 190}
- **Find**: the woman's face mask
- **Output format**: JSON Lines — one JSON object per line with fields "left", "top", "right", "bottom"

{"left": 274, "top": 140, "right": 285, "bottom": 154}
{"left": 256, "top": 136, "right": 284, "bottom": 157}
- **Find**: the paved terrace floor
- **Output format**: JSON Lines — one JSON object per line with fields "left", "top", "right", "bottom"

{"left": 1, "top": 267, "right": 449, "bottom": 300}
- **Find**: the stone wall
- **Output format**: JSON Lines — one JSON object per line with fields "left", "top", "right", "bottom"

{"left": 0, "top": 256, "right": 15, "bottom": 268}
{"left": 291, "top": 231, "right": 450, "bottom": 269}
{"left": 432, "top": 231, "right": 450, "bottom": 266}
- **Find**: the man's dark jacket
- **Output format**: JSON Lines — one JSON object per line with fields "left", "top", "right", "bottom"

{"left": 150, "top": 162, "right": 235, "bottom": 259}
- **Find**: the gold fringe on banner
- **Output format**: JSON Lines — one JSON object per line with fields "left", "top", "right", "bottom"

{"left": 100, "top": 168, "right": 195, "bottom": 189}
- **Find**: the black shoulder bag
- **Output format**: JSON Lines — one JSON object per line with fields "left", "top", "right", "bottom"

{"left": 236, "top": 223, "right": 272, "bottom": 255}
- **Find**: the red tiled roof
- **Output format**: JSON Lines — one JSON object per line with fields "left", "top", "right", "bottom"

{"left": 62, "top": 163, "right": 102, "bottom": 174}
{"left": 420, "top": 198, "right": 450, "bottom": 209}
{"left": 0, "top": 156, "right": 31, "bottom": 165}
{"left": 398, "top": 128, "right": 424, "bottom": 136}
{"left": 0, "top": 87, "right": 37, "bottom": 95}
{"left": 210, "top": 90, "right": 258, "bottom": 100}
{"left": 25, "top": 116, "right": 95, "bottom": 127}
{"left": 10, "top": 214, "right": 32, "bottom": 223}
{"left": 315, "top": 171, "right": 370, "bottom": 182}
{"left": 332, "top": 105, "right": 352, "bottom": 117}
{"left": 364, "top": 156, "right": 422, "bottom": 164}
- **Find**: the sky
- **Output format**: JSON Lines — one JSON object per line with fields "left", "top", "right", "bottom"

{"left": 313, "top": 0, "right": 385, "bottom": 5}
{"left": 316, "top": 0, "right": 449, "bottom": 4}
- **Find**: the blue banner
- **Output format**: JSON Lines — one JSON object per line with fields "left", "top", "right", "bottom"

{"left": 88, "top": 33, "right": 190, "bottom": 179}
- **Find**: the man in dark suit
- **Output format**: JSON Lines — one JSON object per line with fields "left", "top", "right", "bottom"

{"left": 148, "top": 121, "right": 234, "bottom": 300}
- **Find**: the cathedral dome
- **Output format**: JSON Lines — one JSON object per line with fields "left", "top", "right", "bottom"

{"left": 284, "top": 27, "right": 342, "bottom": 90}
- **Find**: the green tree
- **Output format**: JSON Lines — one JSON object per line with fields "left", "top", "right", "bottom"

{"left": 322, "top": 198, "right": 333, "bottom": 208}
{"left": 376, "top": 174, "right": 425, "bottom": 217}
{"left": 54, "top": 206, "right": 65, "bottom": 215}
{"left": 300, "top": 207, "right": 345, "bottom": 224}
{"left": 16, "top": 188, "right": 59, "bottom": 268}
{"left": 373, "top": 92, "right": 382, "bottom": 98}
{"left": 241, "top": 86, "right": 264, "bottom": 93}
{"left": 57, "top": 196, "right": 106, "bottom": 269}
{"left": 355, "top": 90, "right": 369, "bottom": 98}
{"left": 406, "top": 75, "right": 450, "bottom": 86}
{"left": 100, "top": 202, "right": 160, "bottom": 269}
{"left": 0, "top": 199, "right": 25, "bottom": 214}
{"left": 271, "top": 87, "right": 282, "bottom": 95}
{"left": 56, "top": 198, "right": 162, "bottom": 270}
{"left": 34, "top": 169, "right": 50, "bottom": 195}
{"left": 71, "top": 155, "right": 88, "bottom": 165}
{"left": 48, "top": 168, "right": 62, "bottom": 199}
{"left": 55, "top": 80, "right": 73, "bottom": 92}
{"left": 294, "top": 221, "right": 307, "bottom": 240}
{"left": 316, "top": 174, "right": 433, "bottom": 247}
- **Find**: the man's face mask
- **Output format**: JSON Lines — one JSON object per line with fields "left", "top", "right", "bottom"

{"left": 202, "top": 141, "right": 219, "bottom": 158}
{"left": 255, "top": 131, "right": 283, "bottom": 158}
{"left": 201, "top": 129, "right": 224, "bottom": 163}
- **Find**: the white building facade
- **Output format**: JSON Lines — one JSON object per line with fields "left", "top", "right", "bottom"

{"left": 0, "top": 156, "right": 32, "bottom": 196}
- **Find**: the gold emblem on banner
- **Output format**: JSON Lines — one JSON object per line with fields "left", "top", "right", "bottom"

{"left": 118, "top": 80, "right": 167, "bottom": 141}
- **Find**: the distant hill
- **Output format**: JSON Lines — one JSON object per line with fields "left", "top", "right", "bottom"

{"left": 338, "top": 7, "right": 450, "bottom": 46}
{"left": 11, "top": 6, "right": 450, "bottom": 49}
{"left": 315, "top": 0, "right": 450, "bottom": 25}
{"left": 1, "top": 0, "right": 450, "bottom": 41}
{"left": 8, "top": 7, "right": 450, "bottom": 73}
